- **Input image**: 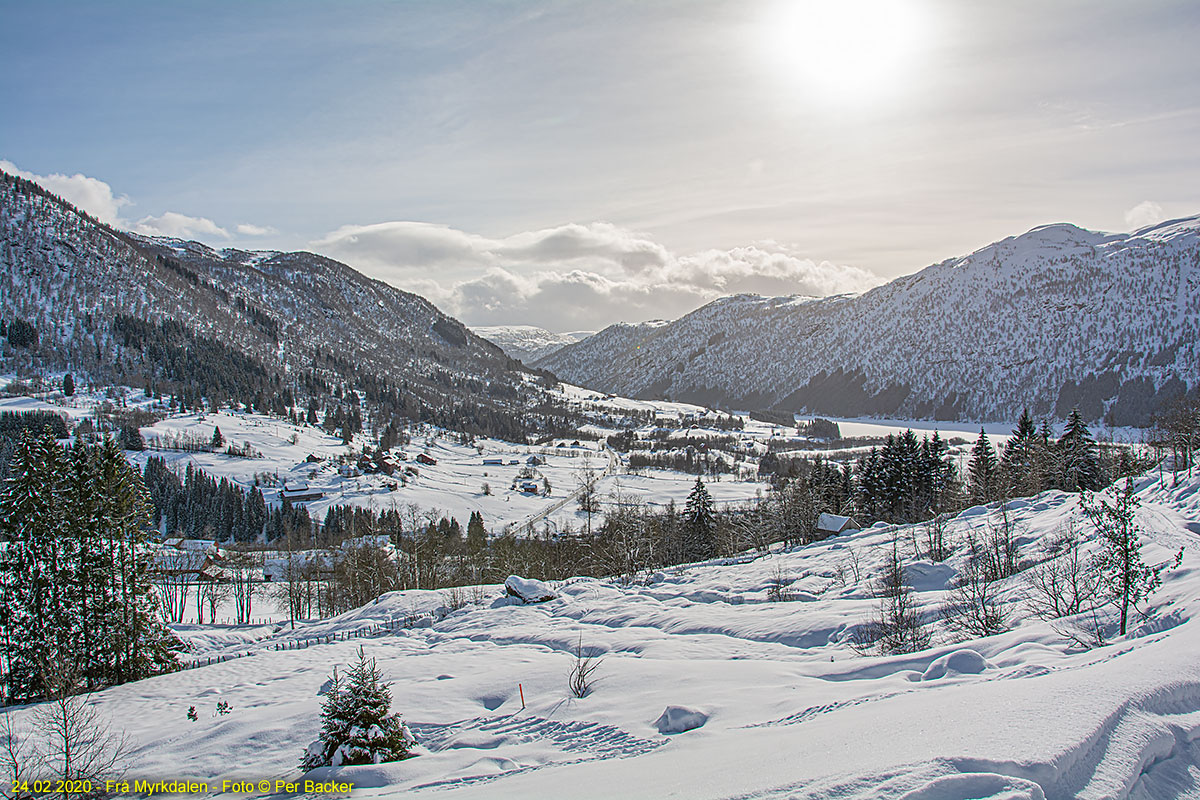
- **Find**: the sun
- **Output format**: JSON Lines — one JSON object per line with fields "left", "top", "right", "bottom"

{"left": 761, "top": 0, "right": 928, "bottom": 104}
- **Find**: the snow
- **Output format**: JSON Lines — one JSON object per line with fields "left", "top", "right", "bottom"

{"left": 654, "top": 705, "right": 709, "bottom": 734}
{"left": 470, "top": 325, "right": 593, "bottom": 362}
{"left": 5, "top": 468, "right": 1199, "bottom": 799}
{"left": 920, "top": 649, "right": 990, "bottom": 680}
{"left": 538, "top": 215, "right": 1200, "bottom": 424}
{"left": 504, "top": 575, "right": 557, "bottom": 604}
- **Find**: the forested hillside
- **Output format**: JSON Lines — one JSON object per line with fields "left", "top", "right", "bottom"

{"left": 0, "top": 169, "right": 577, "bottom": 442}
{"left": 541, "top": 219, "right": 1200, "bottom": 424}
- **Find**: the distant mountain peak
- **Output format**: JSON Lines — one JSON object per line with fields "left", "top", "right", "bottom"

{"left": 540, "top": 214, "right": 1200, "bottom": 424}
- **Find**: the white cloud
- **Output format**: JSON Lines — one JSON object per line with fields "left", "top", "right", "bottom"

{"left": 1124, "top": 200, "right": 1166, "bottom": 230}
{"left": 1, "top": 160, "right": 274, "bottom": 243}
{"left": 236, "top": 223, "right": 277, "bottom": 236}
{"left": 313, "top": 220, "right": 881, "bottom": 331}
{"left": 0, "top": 160, "right": 131, "bottom": 224}
{"left": 134, "top": 212, "right": 230, "bottom": 239}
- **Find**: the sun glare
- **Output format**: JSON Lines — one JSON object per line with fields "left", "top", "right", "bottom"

{"left": 761, "top": 0, "right": 928, "bottom": 104}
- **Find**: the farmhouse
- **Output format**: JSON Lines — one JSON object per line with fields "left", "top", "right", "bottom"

{"left": 416, "top": 453, "right": 438, "bottom": 466}
{"left": 816, "top": 513, "right": 860, "bottom": 537}
{"left": 280, "top": 481, "right": 324, "bottom": 502}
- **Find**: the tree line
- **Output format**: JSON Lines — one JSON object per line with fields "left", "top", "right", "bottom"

{"left": 0, "top": 432, "right": 180, "bottom": 704}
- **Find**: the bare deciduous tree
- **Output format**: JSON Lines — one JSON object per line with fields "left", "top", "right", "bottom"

{"left": 922, "top": 513, "right": 954, "bottom": 562}
{"left": 1, "top": 711, "right": 41, "bottom": 800}
{"left": 1023, "top": 522, "right": 1100, "bottom": 621}
{"left": 227, "top": 551, "right": 261, "bottom": 625}
{"left": 3, "top": 665, "right": 130, "bottom": 798}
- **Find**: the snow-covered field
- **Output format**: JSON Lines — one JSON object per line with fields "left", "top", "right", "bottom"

{"left": 8, "top": 469, "right": 1197, "bottom": 799}
{"left": 2, "top": 383, "right": 1148, "bottom": 538}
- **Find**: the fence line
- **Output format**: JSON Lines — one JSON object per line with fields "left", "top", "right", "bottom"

{"left": 177, "top": 617, "right": 415, "bottom": 671}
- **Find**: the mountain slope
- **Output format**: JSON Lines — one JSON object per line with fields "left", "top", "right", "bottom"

{"left": 471, "top": 325, "right": 594, "bottom": 363}
{"left": 0, "top": 169, "right": 562, "bottom": 439}
{"left": 539, "top": 218, "right": 1200, "bottom": 424}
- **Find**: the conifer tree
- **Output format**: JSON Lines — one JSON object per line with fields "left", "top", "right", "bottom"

{"left": 64, "top": 438, "right": 109, "bottom": 690}
{"left": 0, "top": 431, "right": 71, "bottom": 701}
{"left": 1083, "top": 479, "right": 1176, "bottom": 635}
{"left": 301, "top": 648, "right": 414, "bottom": 770}
{"left": 1035, "top": 418, "right": 1058, "bottom": 493}
{"left": 1001, "top": 409, "right": 1039, "bottom": 497}
{"left": 210, "top": 426, "right": 225, "bottom": 449}
{"left": 968, "top": 429, "right": 998, "bottom": 505}
{"left": 683, "top": 477, "right": 716, "bottom": 560}
{"left": 0, "top": 433, "right": 179, "bottom": 702}
{"left": 466, "top": 511, "right": 487, "bottom": 555}
{"left": 1057, "top": 407, "right": 1105, "bottom": 492}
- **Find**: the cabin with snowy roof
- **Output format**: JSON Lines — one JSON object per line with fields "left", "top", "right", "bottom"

{"left": 816, "top": 513, "right": 859, "bottom": 537}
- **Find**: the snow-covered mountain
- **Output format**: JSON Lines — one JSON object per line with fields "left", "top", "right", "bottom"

{"left": 538, "top": 218, "right": 1200, "bottom": 425}
{"left": 0, "top": 169, "right": 565, "bottom": 438}
{"left": 471, "top": 325, "right": 594, "bottom": 363}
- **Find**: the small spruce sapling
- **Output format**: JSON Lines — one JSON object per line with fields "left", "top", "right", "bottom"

{"left": 301, "top": 648, "right": 415, "bottom": 770}
{"left": 1083, "top": 479, "right": 1183, "bottom": 636}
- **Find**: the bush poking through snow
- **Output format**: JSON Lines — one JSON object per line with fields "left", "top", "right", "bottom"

{"left": 940, "top": 552, "right": 1009, "bottom": 640}
{"left": 850, "top": 544, "right": 932, "bottom": 655}
{"left": 766, "top": 563, "right": 794, "bottom": 602}
{"left": 301, "top": 647, "right": 415, "bottom": 771}
{"left": 1023, "top": 522, "right": 1100, "bottom": 622}
{"left": 568, "top": 636, "right": 603, "bottom": 698}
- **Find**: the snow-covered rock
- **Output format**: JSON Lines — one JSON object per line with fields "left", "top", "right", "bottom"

{"left": 504, "top": 575, "right": 557, "bottom": 603}
{"left": 654, "top": 705, "right": 709, "bottom": 734}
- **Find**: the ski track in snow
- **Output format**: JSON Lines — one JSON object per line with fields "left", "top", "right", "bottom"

{"left": 404, "top": 715, "right": 666, "bottom": 790}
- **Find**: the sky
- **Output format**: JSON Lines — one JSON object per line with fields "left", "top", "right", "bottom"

{"left": 2, "top": 0, "right": 1199, "bottom": 331}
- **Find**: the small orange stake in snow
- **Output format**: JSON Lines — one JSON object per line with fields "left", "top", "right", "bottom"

{"left": 519, "top": 683, "right": 525, "bottom": 709}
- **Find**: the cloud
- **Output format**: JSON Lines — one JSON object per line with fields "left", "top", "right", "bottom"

{"left": 2, "top": 160, "right": 276, "bottom": 242}
{"left": 313, "top": 221, "right": 494, "bottom": 269}
{"left": 134, "top": 212, "right": 230, "bottom": 239}
{"left": 1124, "top": 200, "right": 1166, "bottom": 230}
{"left": 236, "top": 223, "right": 277, "bottom": 236}
{"left": 313, "top": 220, "right": 881, "bottom": 331}
{"left": 0, "top": 160, "right": 130, "bottom": 224}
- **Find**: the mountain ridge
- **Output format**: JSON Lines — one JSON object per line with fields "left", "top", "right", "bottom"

{"left": 0, "top": 168, "right": 569, "bottom": 441}
{"left": 538, "top": 216, "right": 1200, "bottom": 424}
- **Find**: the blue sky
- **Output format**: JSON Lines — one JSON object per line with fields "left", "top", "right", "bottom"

{"left": 3, "top": 0, "right": 1199, "bottom": 330}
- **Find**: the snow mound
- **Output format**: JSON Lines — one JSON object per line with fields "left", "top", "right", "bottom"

{"left": 922, "top": 649, "right": 990, "bottom": 681}
{"left": 655, "top": 705, "right": 709, "bottom": 734}
{"left": 505, "top": 575, "right": 557, "bottom": 603}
